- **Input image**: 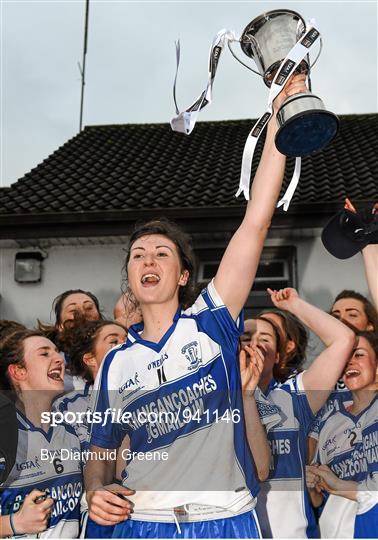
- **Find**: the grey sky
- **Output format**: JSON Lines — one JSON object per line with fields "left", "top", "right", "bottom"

{"left": 2, "top": 0, "right": 377, "bottom": 187}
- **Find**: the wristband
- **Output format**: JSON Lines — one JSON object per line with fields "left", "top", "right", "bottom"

{"left": 9, "top": 511, "right": 18, "bottom": 536}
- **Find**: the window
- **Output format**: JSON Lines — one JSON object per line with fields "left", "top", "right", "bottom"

{"left": 196, "top": 246, "right": 297, "bottom": 317}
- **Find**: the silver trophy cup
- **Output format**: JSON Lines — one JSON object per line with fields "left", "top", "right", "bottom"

{"left": 238, "top": 9, "right": 339, "bottom": 157}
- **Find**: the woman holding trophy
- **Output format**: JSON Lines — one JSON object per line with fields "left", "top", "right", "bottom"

{"left": 84, "top": 74, "right": 307, "bottom": 538}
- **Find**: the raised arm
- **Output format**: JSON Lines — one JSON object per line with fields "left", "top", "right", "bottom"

{"left": 362, "top": 244, "right": 378, "bottom": 310}
{"left": 345, "top": 198, "right": 378, "bottom": 310}
{"left": 268, "top": 288, "right": 356, "bottom": 414}
{"left": 214, "top": 75, "right": 307, "bottom": 320}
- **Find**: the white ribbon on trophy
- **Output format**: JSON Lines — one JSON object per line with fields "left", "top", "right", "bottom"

{"left": 170, "top": 20, "right": 324, "bottom": 211}
{"left": 171, "top": 29, "right": 238, "bottom": 135}
{"left": 236, "top": 23, "right": 321, "bottom": 210}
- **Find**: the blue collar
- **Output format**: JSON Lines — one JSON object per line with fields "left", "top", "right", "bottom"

{"left": 266, "top": 378, "right": 280, "bottom": 395}
{"left": 128, "top": 305, "right": 182, "bottom": 353}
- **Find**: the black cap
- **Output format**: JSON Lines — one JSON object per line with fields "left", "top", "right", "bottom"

{"left": 321, "top": 208, "right": 378, "bottom": 259}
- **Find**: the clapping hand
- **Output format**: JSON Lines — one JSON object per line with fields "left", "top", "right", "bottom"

{"left": 240, "top": 344, "right": 265, "bottom": 394}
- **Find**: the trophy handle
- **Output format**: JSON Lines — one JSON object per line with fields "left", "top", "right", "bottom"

{"left": 296, "top": 19, "right": 322, "bottom": 70}
{"left": 309, "top": 36, "right": 323, "bottom": 69}
{"left": 227, "top": 40, "right": 263, "bottom": 78}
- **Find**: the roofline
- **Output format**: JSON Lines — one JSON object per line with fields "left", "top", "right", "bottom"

{"left": 0, "top": 201, "right": 372, "bottom": 239}
{"left": 82, "top": 113, "right": 377, "bottom": 130}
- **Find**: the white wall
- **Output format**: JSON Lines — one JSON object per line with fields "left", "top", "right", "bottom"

{"left": 0, "top": 244, "right": 126, "bottom": 326}
{"left": 296, "top": 236, "right": 369, "bottom": 308}
{"left": 0, "top": 236, "right": 369, "bottom": 328}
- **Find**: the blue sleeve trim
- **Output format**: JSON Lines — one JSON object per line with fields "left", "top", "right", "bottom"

{"left": 90, "top": 436, "right": 120, "bottom": 450}
{"left": 281, "top": 374, "right": 315, "bottom": 432}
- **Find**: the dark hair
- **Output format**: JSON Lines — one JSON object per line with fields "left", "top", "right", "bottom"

{"left": 53, "top": 289, "right": 102, "bottom": 325}
{"left": 356, "top": 330, "right": 378, "bottom": 360}
{"left": 0, "top": 320, "right": 26, "bottom": 342}
{"left": 123, "top": 219, "right": 197, "bottom": 309}
{"left": 38, "top": 289, "right": 103, "bottom": 346}
{"left": 259, "top": 309, "right": 308, "bottom": 382}
{"left": 59, "top": 314, "right": 126, "bottom": 383}
{"left": 0, "top": 329, "right": 43, "bottom": 396}
{"left": 332, "top": 290, "right": 378, "bottom": 332}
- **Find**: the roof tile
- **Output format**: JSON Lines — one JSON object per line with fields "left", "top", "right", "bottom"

{"left": 1, "top": 115, "right": 377, "bottom": 215}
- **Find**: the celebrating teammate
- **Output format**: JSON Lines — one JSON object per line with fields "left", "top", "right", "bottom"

{"left": 55, "top": 316, "right": 127, "bottom": 448}
{"left": 84, "top": 74, "right": 308, "bottom": 538}
{"left": 259, "top": 309, "right": 308, "bottom": 382}
{"left": 38, "top": 289, "right": 104, "bottom": 393}
{"left": 0, "top": 329, "right": 83, "bottom": 538}
{"left": 307, "top": 331, "right": 378, "bottom": 538}
{"left": 54, "top": 316, "right": 127, "bottom": 538}
{"left": 243, "top": 287, "right": 355, "bottom": 538}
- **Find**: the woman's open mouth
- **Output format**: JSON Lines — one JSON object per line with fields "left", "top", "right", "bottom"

{"left": 344, "top": 368, "right": 361, "bottom": 379}
{"left": 47, "top": 368, "right": 63, "bottom": 382}
{"left": 141, "top": 274, "right": 160, "bottom": 286}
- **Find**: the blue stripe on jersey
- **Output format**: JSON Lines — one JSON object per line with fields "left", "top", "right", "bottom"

{"left": 127, "top": 306, "right": 181, "bottom": 353}
{"left": 17, "top": 408, "right": 54, "bottom": 442}
{"left": 266, "top": 378, "right": 314, "bottom": 480}
{"left": 1, "top": 472, "right": 82, "bottom": 527}
{"left": 354, "top": 504, "right": 378, "bottom": 539}
{"left": 362, "top": 394, "right": 378, "bottom": 475}
{"left": 57, "top": 381, "right": 91, "bottom": 409}
{"left": 199, "top": 288, "right": 243, "bottom": 351}
{"left": 89, "top": 343, "right": 130, "bottom": 449}
{"left": 261, "top": 376, "right": 317, "bottom": 538}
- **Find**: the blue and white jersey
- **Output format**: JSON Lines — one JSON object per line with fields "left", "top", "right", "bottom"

{"left": 89, "top": 280, "right": 259, "bottom": 515}
{"left": 54, "top": 382, "right": 93, "bottom": 451}
{"left": 0, "top": 410, "right": 83, "bottom": 538}
{"left": 316, "top": 399, "right": 372, "bottom": 481}
{"left": 255, "top": 374, "right": 318, "bottom": 538}
{"left": 316, "top": 396, "right": 378, "bottom": 538}
{"left": 346, "top": 395, "right": 378, "bottom": 539}
{"left": 309, "top": 379, "right": 352, "bottom": 440}
{"left": 356, "top": 394, "right": 378, "bottom": 516}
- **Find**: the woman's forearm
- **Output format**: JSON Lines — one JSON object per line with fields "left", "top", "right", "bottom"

{"left": 84, "top": 446, "right": 115, "bottom": 493}
{"left": 330, "top": 478, "right": 358, "bottom": 501}
{"left": 362, "top": 245, "right": 378, "bottom": 310}
{"left": 0, "top": 515, "right": 12, "bottom": 538}
{"left": 286, "top": 297, "right": 354, "bottom": 348}
{"left": 242, "top": 392, "right": 271, "bottom": 481}
{"left": 308, "top": 487, "right": 324, "bottom": 508}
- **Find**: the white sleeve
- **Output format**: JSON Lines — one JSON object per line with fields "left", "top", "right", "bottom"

{"left": 356, "top": 473, "right": 378, "bottom": 515}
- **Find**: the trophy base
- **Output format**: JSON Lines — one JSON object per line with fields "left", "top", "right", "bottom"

{"left": 275, "top": 93, "right": 339, "bottom": 157}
